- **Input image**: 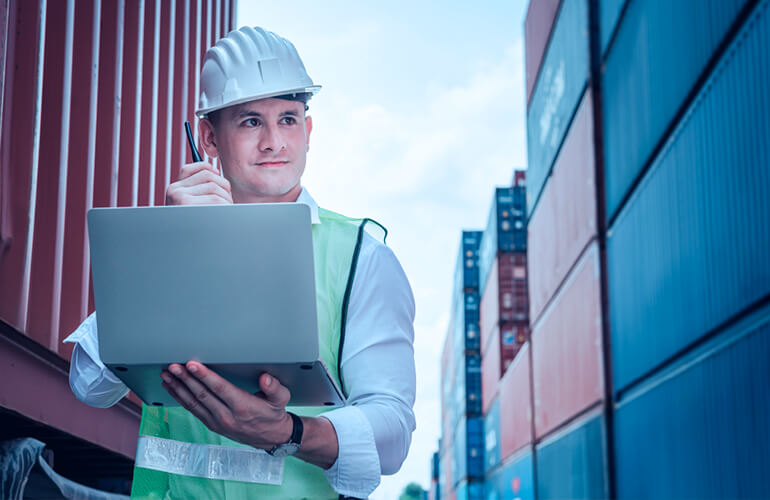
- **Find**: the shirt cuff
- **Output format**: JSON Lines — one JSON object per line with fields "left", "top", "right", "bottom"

{"left": 322, "top": 405, "right": 381, "bottom": 498}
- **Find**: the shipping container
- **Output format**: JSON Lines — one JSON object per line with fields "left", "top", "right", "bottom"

{"left": 532, "top": 242, "right": 604, "bottom": 438}
{"left": 499, "top": 320, "right": 528, "bottom": 371}
{"left": 608, "top": 0, "right": 770, "bottom": 391}
{"left": 441, "top": 449, "right": 454, "bottom": 500}
{"left": 433, "top": 451, "right": 441, "bottom": 480}
{"left": 524, "top": 0, "right": 562, "bottom": 105}
{"left": 0, "top": 0, "right": 234, "bottom": 491}
{"left": 500, "top": 448, "right": 535, "bottom": 500}
{"left": 599, "top": 0, "right": 627, "bottom": 54}
{"left": 456, "top": 479, "right": 485, "bottom": 500}
{"left": 498, "top": 342, "right": 532, "bottom": 460}
{"left": 481, "top": 325, "right": 501, "bottom": 414}
{"left": 455, "top": 231, "right": 484, "bottom": 293}
{"left": 484, "top": 397, "right": 501, "bottom": 474}
{"left": 526, "top": 0, "right": 589, "bottom": 217}
{"left": 536, "top": 414, "right": 608, "bottom": 499}
{"left": 453, "top": 416, "right": 486, "bottom": 485}
{"left": 602, "top": 0, "right": 751, "bottom": 220}
{"left": 484, "top": 465, "right": 502, "bottom": 500}
{"left": 614, "top": 304, "right": 770, "bottom": 499}
{"left": 480, "top": 257, "right": 500, "bottom": 350}
{"left": 527, "top": 90, "right": 597, "bottom": 323}
{"left": 478, "top": 187, "right": 527, "bottom": 293}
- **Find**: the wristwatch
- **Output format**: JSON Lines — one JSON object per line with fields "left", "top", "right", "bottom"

{"left": 267, "top": 412, "right": 303, "bottom": 457}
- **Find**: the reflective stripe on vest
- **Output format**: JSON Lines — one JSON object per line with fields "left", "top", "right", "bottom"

{"left": 135, "top": 436, "right": 284, "bottom": 485}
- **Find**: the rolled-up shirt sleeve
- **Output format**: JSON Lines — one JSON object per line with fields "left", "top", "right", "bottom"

{"left": 322, "top": 234, "right": 417, "bottom": 497}
{"left": 64, "top": 313, "right": 129, "bottom": 408}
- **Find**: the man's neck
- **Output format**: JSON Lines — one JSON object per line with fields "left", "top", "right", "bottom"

{"left": 232, "top": 184, "right": 302, "bottom": 204}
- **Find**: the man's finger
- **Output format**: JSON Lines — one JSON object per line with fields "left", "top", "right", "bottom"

{"left": 259, "top": 373, "right": 291, "bottom": 408}
{"left": 185, "top": 361, "right": 254, "bottom": 409}
{"left": 184, "top": 181, "right": 233, "bottom": 202}
{"left": 176, "top": 168, "right": 231, "bottom": 193}
{"left": 161, "top": 373, "right": 218, "bottom": 428}
{"left": 165, "top": 364, "right": 231, "bottom": 417}
{"left": 177, "top": 161, "right": 220, "bottom": 182}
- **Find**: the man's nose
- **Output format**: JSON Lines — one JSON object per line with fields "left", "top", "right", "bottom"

{"left": 258, "top": 124, "right": 285, "bottom": 152}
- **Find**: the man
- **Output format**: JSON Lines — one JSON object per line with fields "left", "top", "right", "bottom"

{"left": 66, "top": 26, "right": 416, "bottom": 499}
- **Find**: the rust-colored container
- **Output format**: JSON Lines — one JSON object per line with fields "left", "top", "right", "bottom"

{"left": 481, "top": 325, "right": 501, "bottom": 414}
{"left": 532, "top": 242, "right": 604, "bottom": 439}
{"left": 0, "top": 0, "right": 235, "bottom": 471}
{"left": 527, "top": 90, "right": 597, "bottom": 324}
{"left": 499, "top": 341, "right": 533, "bottom": 460}
{"left": 500, "top": 320, "right": 529, "bottom": 372}
{"left": 480, "top": 254, "right": 530, "bottom": 351}
{"left": 524, "top": 0, "right": 562, "bottom": 105}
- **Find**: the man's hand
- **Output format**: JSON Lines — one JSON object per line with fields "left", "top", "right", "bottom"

{"left": 165, "top": 162, "right": 233, "bottom": 205}
{"left": 161, "top": 361, "right": 293, "bottom": 450}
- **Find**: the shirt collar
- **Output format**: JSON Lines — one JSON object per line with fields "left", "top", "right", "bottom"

{"left": 296, "top": 187, "right": 321, "bottom": 225}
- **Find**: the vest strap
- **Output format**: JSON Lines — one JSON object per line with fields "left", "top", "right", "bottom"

{"left": 135, "top": 436, "right": 284, "bottom": 485}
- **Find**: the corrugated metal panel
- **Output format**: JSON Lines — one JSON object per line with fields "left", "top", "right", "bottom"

{"left": 598, "top": 0, "right": 626, "bottom": 54}
{"left": 614, "top": 305, "right": 770, "bottom": 498}
{"left": 500, "top": 449, "right": 535, "bottom": 500}
{"left": 602, "top": 0, "right": 751, "bottom": 220}
{"left": 527, "top": 90, "right": 596, "bottom": 323}
{"left": 536, "top": 414, "right": 608, "bottom": 499}
{"left": 481, "top": 325, "right": 500, "bottom": 414}
{"left": 499, "top": 342, "right": 532, "bottom": 460}
{"left": 532, "top": 242, "right": 604, "bottom": 439}
{"left": 0, "top": 0, "right": 233, "bottom": 449}
{"left": 484, "top": 396, "right": 501, "bottom": 473}
{"left": 524, "top": 0, "right": 562, "bottom": 105}
{"left": 526, "top": 0, "right": 589, "bottom": 217}
{"left": 608, "top": 0, "right": 770, "bottom": 391}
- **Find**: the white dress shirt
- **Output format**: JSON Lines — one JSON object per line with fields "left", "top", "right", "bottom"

{"left": 64, "top": 188, "right": 417, "bottom": 498}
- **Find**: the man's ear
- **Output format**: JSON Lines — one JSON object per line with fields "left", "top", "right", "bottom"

{"left": 305, "top": 115, "right": 313, "bottom": 152}
{"left": 198, "top": 118, "right": 219, "bottom": 159}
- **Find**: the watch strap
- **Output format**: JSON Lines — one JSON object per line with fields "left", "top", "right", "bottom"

{"left": 287, "top": 412, "right": 303, "bottom": 446}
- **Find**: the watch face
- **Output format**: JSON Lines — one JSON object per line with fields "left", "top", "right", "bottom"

{"left": 270, "top": 443, "right": 301, "bottom": 458}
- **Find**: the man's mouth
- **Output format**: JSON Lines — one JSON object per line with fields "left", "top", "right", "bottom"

{"left": 256, "top": 160, "right": 289, "bottom": 168}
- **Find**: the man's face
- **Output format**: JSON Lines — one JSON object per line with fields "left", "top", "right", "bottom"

{"left": 200, "top": 98, "right": 312, "bottom": 203}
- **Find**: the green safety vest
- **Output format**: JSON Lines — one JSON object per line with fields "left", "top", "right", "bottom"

{"left": 130, "top": 208, "right": 383, "bottom": 500}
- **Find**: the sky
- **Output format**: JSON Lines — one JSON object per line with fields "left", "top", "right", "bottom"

{"left": 237, "top": 2, "right": 530, "bottom": 497}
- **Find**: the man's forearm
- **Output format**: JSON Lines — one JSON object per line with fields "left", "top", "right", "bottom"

{"left": 296, "top": 416, "right": 339, "bottom": 469}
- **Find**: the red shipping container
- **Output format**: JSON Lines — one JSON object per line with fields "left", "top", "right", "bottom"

{"left": 480, "top": 257, "right": 499, "bottom": 351}
{"left": 482, "top": 325, "right": 501, "bottom": 414}
{"left": 528, "top": 91, "right": 597, "bottom": 323}
{"left": 513, "top": 169, "right": 526, "bottom": 187}
{"left": 499, "top": 342, "right": 533, "bottom": 460}
{"left": 498, "top": 253, "right": 529, "bottom": 322}
{"left": 525, "top": 0, "right": 562, "bottom": 105}
{"left": 500, "top": 321, "right": 529, "bottom": 372}
{"left": 532, "top": 242, "right": 604, "bottom": 439}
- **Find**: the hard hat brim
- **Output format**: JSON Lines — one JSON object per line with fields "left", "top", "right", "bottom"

{"left": 195, "top": 85, "right": 322, "bottom": 119}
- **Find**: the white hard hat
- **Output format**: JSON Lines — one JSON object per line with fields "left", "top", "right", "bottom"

{"left": 196, "top": 26, "right": 321, "bottom": 118}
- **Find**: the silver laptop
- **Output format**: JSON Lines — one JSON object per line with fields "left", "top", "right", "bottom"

{"left": 87, "top": 203, "right": 345, "bottom": 408}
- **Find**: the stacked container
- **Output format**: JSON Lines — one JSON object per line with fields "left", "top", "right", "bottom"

{"left": 442, "top": 231, "right": 485, "bottom": 499}
{"left": 429, "top": 451, "right": 441, "bottom": 500}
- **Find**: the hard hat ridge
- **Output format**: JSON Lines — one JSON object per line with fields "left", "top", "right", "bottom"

{"left": 196, "top": 26, "right": 321, "bottom": 119}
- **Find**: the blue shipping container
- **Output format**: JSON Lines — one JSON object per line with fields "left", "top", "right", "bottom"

{"left": 478, "top": 187, "right": 528, "bottom": 292}
{"left": 500, "top": 450, "right": 535, "bottom": 500}
{"left": 536, "top": 415, "right": 607, "bottom": 499}
{"left": 454, "top": 291, "right": 481, "bottom": 357}
{"left": 485, "top": 465, "right": 502, "bottom": 500}
{"left": 457, "top": 480, "right": 485, "bottom": 500}
{"left": 526, "top": 0, "right": 589, "bottom": 217}
{"left": 608, "top": 0, "right": 770, "bottom": 391}
{"left": 454, "top": 416, "right": 486, "bottom": 484}
{"left": 455, "top": 231, "right": 484, "bottom": 293}
{"left": 599, "top": 0, "right": 627, "bottom": 54}
{"left": 614, "top": 304, "right": 770, "bottom": 499}
{"left": 484, "top": 398, "right": 501, "bottom": 473}
{"left": 602, "top": 0, "right": 750, "bottom": 220}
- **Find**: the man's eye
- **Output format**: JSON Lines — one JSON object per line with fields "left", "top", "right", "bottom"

{"left": 280, "top": 117, "right": 297, "bottom": 125}
{"left": 243, "top": 118, "right": 260, "bottom": 127}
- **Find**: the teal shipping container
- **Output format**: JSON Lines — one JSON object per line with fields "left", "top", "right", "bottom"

{"left": 599, "top": 0, "right": 627, "bottom": 53}
{"left": 614, "top": 304, "right": 770, "bottom": 498}
{"left": 608, "top": 0, "right": 770, "bottom": 391}
{"left": 602, "top": 0, "right": 751, "bottom": 220}
{"left": 500, "top": 450, "right": 535, "bottom": 500}
{"left": 525, "top": 0, "right": 589, "bottom": 216}
{"left": 536, "top": 415, "right": 607, "bottom": 499}
{"left": 484, "top": 397, "right": 501, "bottom": 473}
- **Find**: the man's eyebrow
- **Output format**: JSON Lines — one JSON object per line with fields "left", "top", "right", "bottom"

{"left": 235, "top": 109, "right": 300, "bottom": 118}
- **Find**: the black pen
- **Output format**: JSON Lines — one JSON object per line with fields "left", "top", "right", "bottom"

{"left": 184, "top": 121, "right": 203, "bottom": 163}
